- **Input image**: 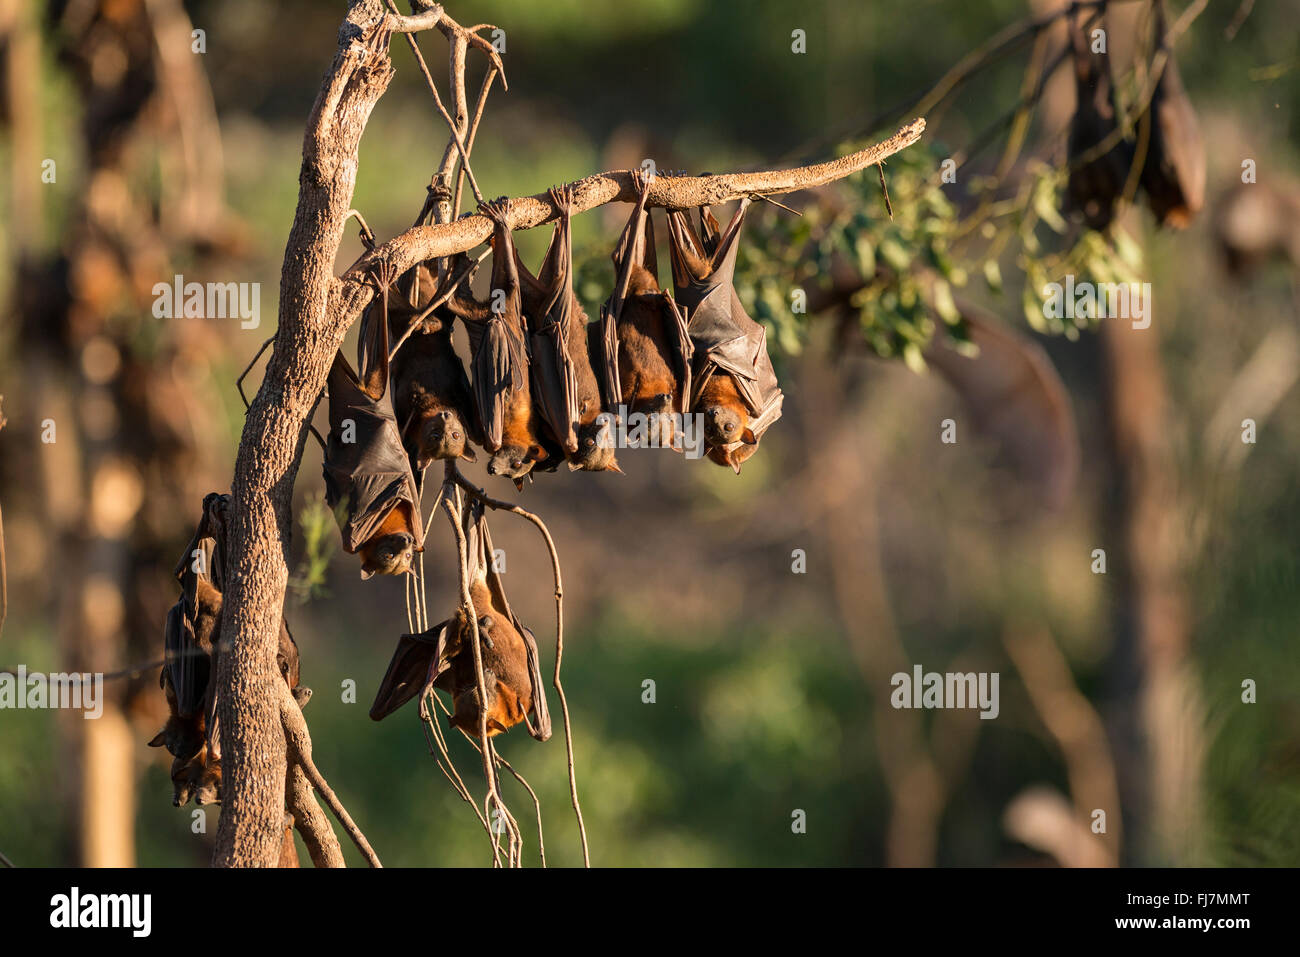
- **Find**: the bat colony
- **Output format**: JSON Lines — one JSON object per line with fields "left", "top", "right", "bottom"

{"left": 147, "top": 1, "right": 1206, "bottom": 832}
{"left": 150, "top": 169, "right": 788, "bottom": 811}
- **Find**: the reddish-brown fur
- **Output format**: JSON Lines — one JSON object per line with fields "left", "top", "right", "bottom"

{"left": 436, "top": 581, "right": 534, "bottom": 737}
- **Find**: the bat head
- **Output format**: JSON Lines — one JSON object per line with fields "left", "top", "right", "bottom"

{"left": 170, "top": 746, "right": 222, "bottom": 807}
{"left": 486, "top": 443, "right": 546, "bottom": 480}
{"left": 566, "top": 420, "right": 621, "bottom": 473}
{"left": 700, "top": 401, "right": 754, "bottom": 452}
{"left": 358, "top": 531, "right": 416, "bottom": 579}
{"left": 414, "top": 408, "right": 476, "bottom": 467}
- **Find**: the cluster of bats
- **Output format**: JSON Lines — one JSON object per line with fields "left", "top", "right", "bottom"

{"left": 1066, "top": 0, "right": 1205, "bottom": 232}
{"left": 320, "top": 172, "right": 782, "bottom": 737}
{"left": 323, "top": 175, "right": 785, "bottom": 579}
{"left": 149, "top": 172, "right": 791, "bottom": 802}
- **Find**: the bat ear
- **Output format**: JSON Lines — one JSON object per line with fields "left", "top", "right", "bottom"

{"left": 740, "top": 428, "right": 758, "bottom": 445}
{"left": 607, "top": 459, "right": 624, "bottom": 475}
{"left": 359, "top": 566, "right": 375, "bottom": 581}
{"left": 526, "top": 444, "right": 548, "bottom": 462}
{"left": 459, "top": 445, "right": 478, "bottom": 463}
{"left": 148, "top": 730, "right": 166, "bottom": 748}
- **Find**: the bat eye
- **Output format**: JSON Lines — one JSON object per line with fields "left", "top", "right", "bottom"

{"left": 452, "top": 431, "right": 461, "bottom": 440}
{"left": 584, "top": 437, "right": 595, "bottom": 448}
{"left": 722, "top": 422, "right": 734, "bottom": 433}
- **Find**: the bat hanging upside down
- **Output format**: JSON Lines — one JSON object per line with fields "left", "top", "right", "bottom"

{"left": 665, "top": 197, "right": 784, "bottom": 473}
{"left": 388, "top": 258, "right": 484, "bottom": 472}
{"left": 370, "top": 501, "right": 550, "bottom": 741}
{"left": 516, "top": 184, "right": 621, "bottom": 473}
{"left": 447, "top": 198, "right": 558, "bottom": 488}
{"left": 594, "top": 169, "right": 693, "bottom": 452}
{"left": 323, "top": 263, "right": 425, "bottom": 576}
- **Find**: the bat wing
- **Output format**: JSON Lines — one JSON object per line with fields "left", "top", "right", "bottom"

{"left": 519, "top": 625, "right": 551, "bottom": 742}
{"left": 591, "top": 306, "right": 621, "bottom": 412}
{"left": 661, "top": 293, "right": 693, "bottom": 414}
{"left": 369, "top": 620, "right": 455, "bottom": 721}
{"left": 528, "top": 324, "right": 579, "bottom": 453}
{"left": 323, "top": 352, "right": 423, "bottom": 551}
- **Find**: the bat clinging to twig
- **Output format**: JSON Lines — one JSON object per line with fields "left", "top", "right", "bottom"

{"left": 665, "top": 198, "right": 784, "bottom": 472}
{"left": 388, "top": 260, "right": 484, "bottom": 473}
{"left": 450, "top": 199, "right": 554, "bottom": 487}
{"left": 595, "top": 171, "right": 693, "bottom": 451}
{"left": 323, "top": 266, "right": 425, "bottom": 577}
{"left": 516, "top": 185, "right": 620, "bottom": 473}
{"left": 1065, "top": 1, "right": 1134, "bottom": 231}
{"left": 1138, "top": 0, "right": 1205, "bottom": 229}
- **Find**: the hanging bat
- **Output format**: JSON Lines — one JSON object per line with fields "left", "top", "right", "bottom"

{"left": 594, "top": 170, "right": 693, "bottom": 451}
{"left": 516, "top": 185, "right": 620, "bottom": 473}
{"left": 665, "top": 198, "right": 784, "bottom": 472}
{"left": 1065, "top": 1, "right": 1134, "bottom": 231}
{"left": 1138, "top": 0, "right": 1205, "bottom": 229}
{"left": 448, "top": 199, "right": 554, "bottom": 487}
{"left": 151, "top": 494, "right": 310, "bottom": 806}
{"left": 370, "top": 500, "right": 550, "bottom": 741}
{"left": 323, "top": 265, "right": 424, "bottom": 577}
{"left": 388, "top": 258, "right": 484, "bottom": 473}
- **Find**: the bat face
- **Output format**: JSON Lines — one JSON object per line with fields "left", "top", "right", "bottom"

{"left": 358, "top": 531, "right": 416, "bottom": 579}
{"left": 170, "top": 744, "right": 221, "bottom": 807}
{"left": 567, "top": 418, "right": 621, "bottom": 472}
{"left": 697, "top": 373, "right": 754, "bottom": 453}
{"left": 486, "top": 442, "right": 546, "bottom": 480}
{"left": 413, "top": 407, "right": 474, "bottom": 467}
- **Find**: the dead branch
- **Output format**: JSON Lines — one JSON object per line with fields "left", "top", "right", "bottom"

{"left": 285, "top": 763, "right": 346, "bottom": 868}
{"left": 279, "top": 682, "right": 382, "bottom": 867}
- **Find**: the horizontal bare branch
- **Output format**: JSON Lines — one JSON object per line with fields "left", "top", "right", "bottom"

{"left": 346, "top": 118, "right": 926, "bottom": 281}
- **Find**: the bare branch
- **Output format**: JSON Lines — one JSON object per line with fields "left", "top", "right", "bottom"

{"left": 349, "top": 119, "right": 926, "bottom": 281}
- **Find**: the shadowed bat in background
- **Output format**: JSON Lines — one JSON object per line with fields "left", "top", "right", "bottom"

{"left": 150, "top": 493, "right": 311, "bottom": 806}
{"left": 516, "top": 185, "right": 621, "bottom": 473}
{"left": 1065, "top": 1, "right": 1134, "bottom": 231}
{"left": 1138, "top": 0, "right": 1205, "bottom": 229}
{"left": 665, "top": 197, "right": 784, "bottom": 473}
{"left": 388, "top": 258, "right": 484, "bottom": 474}
{"left": 448, "top": 199, "right": 556, "bottom": 487}
{"left": 595, "top": 171, "right": 692, "bottom": 451}
{"left": 323, "top": 264, "right": 424, "bottom": 577}
{"left": 370, "top": 499, "right": 550, "bottom": 742}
